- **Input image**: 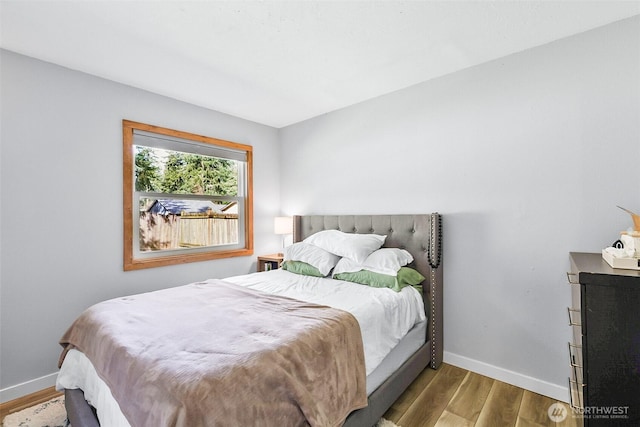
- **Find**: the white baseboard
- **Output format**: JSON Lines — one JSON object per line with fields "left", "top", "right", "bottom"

{"left": 0, "top": 372, "right": 58, "bottom": 404}
{"left": 444, "top": 351, "right": 569, "bottom": 403}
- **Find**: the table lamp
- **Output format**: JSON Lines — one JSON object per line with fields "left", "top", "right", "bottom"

{"left": 274, "top": 216, "right": 293, "bottom": 256}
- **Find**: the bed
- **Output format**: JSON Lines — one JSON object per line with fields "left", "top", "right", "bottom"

{"left": 57, "top": 213, "right": 443, "bottom": 427}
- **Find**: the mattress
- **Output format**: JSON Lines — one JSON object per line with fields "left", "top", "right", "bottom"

{"left": 57, "top": 269, "right": 426, "bottom": 426}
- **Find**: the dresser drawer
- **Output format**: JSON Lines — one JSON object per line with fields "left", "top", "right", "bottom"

{"left": 568, "top": 342, "right": 583, "bottom": 382}
{"left": 568, "top": 342, "right": 584, "bottom": 411}
{"left": 567, "top": 271, "right": 584, "bottom": 413}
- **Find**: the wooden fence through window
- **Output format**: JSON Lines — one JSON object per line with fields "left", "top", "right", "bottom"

{"left": 139, "top": 213, "right": 239, "bottom": 251}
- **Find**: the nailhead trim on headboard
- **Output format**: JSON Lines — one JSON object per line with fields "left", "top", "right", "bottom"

{"left": 428, "top": 212, "right": 442, "bottom": 369}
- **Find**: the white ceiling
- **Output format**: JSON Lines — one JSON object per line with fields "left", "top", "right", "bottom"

{"left": 1, "top": 1, "right": 639, "bottom": 128}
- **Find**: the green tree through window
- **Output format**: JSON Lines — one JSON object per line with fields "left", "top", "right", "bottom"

{"left": 134, "top": 147, "right": 160, "bottom": 192}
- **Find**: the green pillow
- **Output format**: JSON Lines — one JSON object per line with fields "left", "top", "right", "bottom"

{"left": 334, "top": 269, "right": 399, "bottom": 291}
{"left": 334, "top": 267, "right": 426, "bottom": 293}
{"left": 398, "top": 267, "right": 426, "bottom": 295}
{"left": 281, "top": 260, "right": 325, "bottom": 277}
{"left": 398, "top": 267, "right": 426, "bottom": 288}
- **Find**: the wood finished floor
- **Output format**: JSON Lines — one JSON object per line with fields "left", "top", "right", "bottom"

{"left": 383, "top": 363, "right": 580, "bottom": 427}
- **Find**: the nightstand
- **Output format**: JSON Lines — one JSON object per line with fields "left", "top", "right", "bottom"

{"left": 257, "top": 254, "right": 284, "bottom": 272}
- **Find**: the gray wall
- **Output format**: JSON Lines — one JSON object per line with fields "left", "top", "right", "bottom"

{"left": 0, "top": 50, "right": 282, "bottom": 400}
{"left": 279, "top": 16, "right": 640, "bottom": 400}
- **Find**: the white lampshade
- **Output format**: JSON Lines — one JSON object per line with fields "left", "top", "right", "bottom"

{"left": 274, "top": 216, "right": 293, "bottom": 235}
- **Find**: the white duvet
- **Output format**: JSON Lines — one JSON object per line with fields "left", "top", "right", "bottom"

{"left": 225, "top": 269, "right": 425, "bottom": 375}
{"left": 57, "top": 269, "right": 425, "bottom": 427}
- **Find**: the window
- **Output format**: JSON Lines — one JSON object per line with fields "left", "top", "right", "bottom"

{"left": 123, "top": 120, "right": 253, "bottom": 270}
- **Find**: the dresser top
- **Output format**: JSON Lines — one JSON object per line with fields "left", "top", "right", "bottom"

{"left": 570, "top": 252, "right": 640, "bottom": 286}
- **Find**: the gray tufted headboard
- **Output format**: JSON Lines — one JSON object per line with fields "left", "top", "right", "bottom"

{"left": 292, "top": 214, "right": 443, "bottom": 369}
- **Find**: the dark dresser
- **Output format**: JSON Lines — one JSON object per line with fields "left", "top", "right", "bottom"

{"left": 568, "top": 252, "right": 640, "bottom": 426}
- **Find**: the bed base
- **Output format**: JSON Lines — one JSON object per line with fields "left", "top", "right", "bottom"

{"left": 65, "top": 388, "right": 99, "bottom": 427}
{"left": 63, "top": 213, "right": 443, "bottom": 427}
{"left": 343, "top": 341, "right": 431, "bottom": 427}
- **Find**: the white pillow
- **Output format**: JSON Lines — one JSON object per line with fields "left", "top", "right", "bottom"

{"left": 284, "top": 242, "right": 340, "bottom": 276}
{"left": 303, "top": 229, "right": 386, "bottom": 264}
{"left": 332, "top": 248, "right": 413, "bottom": 277}
{"left": 364, "top": 248, "right": 413, "bottom": 271}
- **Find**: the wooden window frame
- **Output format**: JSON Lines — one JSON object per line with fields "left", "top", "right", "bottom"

{"left": 123, "top": 120, "right": 253, "bottom": 271}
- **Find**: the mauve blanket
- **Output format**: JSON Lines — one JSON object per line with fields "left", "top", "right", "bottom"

{"left": 59, "top": 280, "right": 367, "bottom": 427}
